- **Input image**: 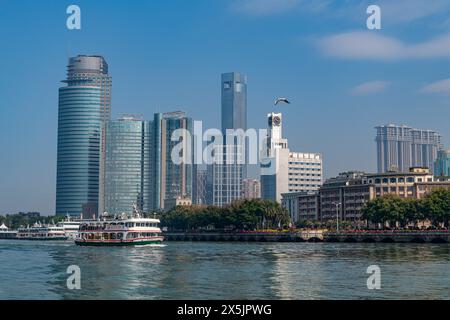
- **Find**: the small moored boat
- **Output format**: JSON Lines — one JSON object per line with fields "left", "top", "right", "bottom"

{"left": 17, "top": 223, "right": 68, "bottom": 241}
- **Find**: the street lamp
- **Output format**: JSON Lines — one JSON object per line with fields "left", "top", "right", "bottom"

{"left": 332, "top": 202, "right": 341, "bottom": 232}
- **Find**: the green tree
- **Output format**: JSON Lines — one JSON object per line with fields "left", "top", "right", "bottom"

{"left": 403, "top": 198, "right": 423, "bottom": 228}
{"left": 362, "top": 194, "right": 406, "bottom": 228}
{"left": 421, "top": 188, "right": 450, "bottom": 228}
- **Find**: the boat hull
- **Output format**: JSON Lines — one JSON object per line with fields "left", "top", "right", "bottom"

{"left": 75, "top": 238, "right": 164, "bottom": 247}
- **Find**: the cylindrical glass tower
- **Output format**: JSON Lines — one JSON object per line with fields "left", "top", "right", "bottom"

{"left": 56, "top": 86, "right": 102, "bottom": 216}
{"left": 56, "top": 55, "right": 111, "bottom": 217}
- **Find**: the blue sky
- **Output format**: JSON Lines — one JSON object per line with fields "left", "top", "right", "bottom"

{"left": 1, "top": 0, "right": 450, "bottom": 215}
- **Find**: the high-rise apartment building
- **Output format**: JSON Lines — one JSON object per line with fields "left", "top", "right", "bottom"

{"left": 104, "top": 116, "right": 151, "bottom": 214}
{"left": 56, "top": 55, "right": 111, "bottom": 217}
{"left": 376, "top": 124, "right": 442, "bottom": 173}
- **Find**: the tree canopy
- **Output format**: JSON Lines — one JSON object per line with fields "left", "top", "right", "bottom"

{"left": 160, "top": 199, "right": 291, "bottom": 231}
{"left": 362, "top": 188, "right": 450, "bottom": 228}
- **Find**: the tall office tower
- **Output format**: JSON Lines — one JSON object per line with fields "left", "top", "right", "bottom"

{"left": 56, "top": 55, "right": 111, "bottom": 217}
{"left": 435, "top": 150, "right": 450, "bottom": 177}
{"left": 261, "top": 113, "right": 323, "bottom": 203}
{"left": 242, "top": 178, "right": 261, "bottom": 199}
{"left": 376, "top": 124, "right": 442, "bottom": 173}
{"left": 153, "top": 111, "right": 193, "bottom": 210}
{"left": 211, "top": 72, "right": 247, "bottom": 206}
{"left": 161, "top": 111, "right": 193, "bottom": 208}
{"left": 221, "top": 72, "right": 247, "bottom": 134}
{"left": 104, "top": 116, "right": 151, "bottom": 215}
{"left": 150, "top": 113, "right": 163, "bottom": 210}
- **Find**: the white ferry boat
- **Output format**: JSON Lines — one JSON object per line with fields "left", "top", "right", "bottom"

{"left": 75, "top": 206, "right": 163, "bottom": 247}
{"left": 57, "top": 216, "right": 84, "bottom": 240}
{"left": 16, "top": 223, "right": 68, "bottom": 241}
{"left": 0, "top": 223, "right": 17, "bottom": 239}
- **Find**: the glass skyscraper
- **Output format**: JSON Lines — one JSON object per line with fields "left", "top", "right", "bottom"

{"left": 221, "top": 72, "right": 247, "bottom": 134}
{"left": 56, "top": 86, "right": 102, "bottom": 217}
{"left": 104, "top": 117, "right": 151, "bottom": 214}
{"left": 56, "top": 55, "right": 111, "bottom": 217}
{"left": 434, "top": 150, "right": 450, "bottom": 177}
{"left": 159, "top": 111, "right": 193, "bottom": 209}
{"left": 103, "top": 112, "right": 193, "bottom": 212}
{"left": 209, "top": 72, "right": 247, "bottom": 206}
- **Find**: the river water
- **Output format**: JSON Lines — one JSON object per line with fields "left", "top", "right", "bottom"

{"left": 0, "top": 240, "right": 449, "bottom": 300}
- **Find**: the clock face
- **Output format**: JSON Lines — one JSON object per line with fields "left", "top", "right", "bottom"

{"left": 272, "top": 116, "right": 281, "bottom": 126}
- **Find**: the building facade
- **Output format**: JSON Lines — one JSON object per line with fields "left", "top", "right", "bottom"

{"left": 192, "top": 166, "right": 207, "bottom": 205}
{"left": 104, "top": 116, "right": 151, "bottom": 215}
{"left": 56, "top": 86, "right": 102, "bottom": 217}
{"left": 164, "top": 196, "right": 192, "bottom": 211}
{"left": 221, "top": 72, "right": 247, "bottom": 135}
{"left": 242, "top": 178, "right": 261, "bottom": 199}
{"left": 434, "top": 150, "right": 450, "bottom": 177}
{"left": 288, "top": 152, "right": 323, "bottom": 193}
{"left": 376, "top": 124, "right": 442, "bottom": 173}
{"left": 210, "top": 144, "right": 245, "bottom": 206}
{"left": 282, "top": 167, "right": 450, "bottom": 224}
{"left": 102, "top": 112, "right": 193, "bottom": 213}
{"left": 282, "top": 192, "right": 320, "bottom": 223}
{"left": 158, "top": 111, "right": 193, "bottom": 210}
{"left": 56, "top": 55, "right": 112, "bottom": 217}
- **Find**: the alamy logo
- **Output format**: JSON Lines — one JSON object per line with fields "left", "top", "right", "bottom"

{"left": 66, "top": 5, "right": 81, "bottom": 30}
{"left": 366, "top": 265, "right": 381, "bottom": 290}
{"left": 367, "top": 5, "right": 381, "bottom": 30}
{"left": 66, "top": 265, "right": 81, "bottom": 290}
{"left": 170, "top": 121, "right": 268, "bottom": 167}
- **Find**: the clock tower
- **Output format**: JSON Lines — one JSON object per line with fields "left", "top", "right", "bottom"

{"left": 266, "top": 112, "right": 288, "bottom": 155}
{"left": 260, "top": 112, "right": 290, "bottom": 203}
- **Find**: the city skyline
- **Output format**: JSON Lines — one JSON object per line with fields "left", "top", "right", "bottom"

{"left": 2, "top": 1, "right": 450, "bottom": 215}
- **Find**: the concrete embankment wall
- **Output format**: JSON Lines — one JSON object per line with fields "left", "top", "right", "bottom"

{"left": 164, "top": 231, "right": 450, "bottom": 243}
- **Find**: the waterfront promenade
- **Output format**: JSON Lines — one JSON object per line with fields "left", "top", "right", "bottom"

{"left": 164, "top": 230, "right": 450, "bottom": 243}
{"left": 164, "top": 231, "right": 325, "bottom": 242}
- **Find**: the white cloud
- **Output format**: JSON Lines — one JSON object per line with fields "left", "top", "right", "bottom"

{"left": 349, "top": 81, "right": 390, "bottom": 95}
{"left": 376, "top": 0, "right": 450, "bottom": 24}
{"left": 317, "top": 31, "right": 450, "bottom": 60}
{"left": 421, "top": 78, "right": 450, "bottom": 94}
